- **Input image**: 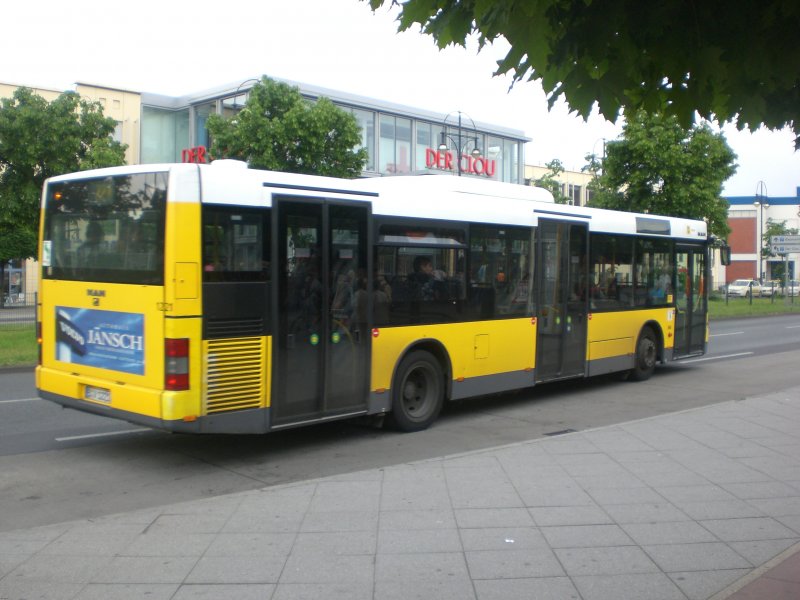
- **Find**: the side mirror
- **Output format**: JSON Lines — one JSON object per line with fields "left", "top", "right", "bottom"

{"left": 720, "top": 246, "right": 731, "bottom": 266}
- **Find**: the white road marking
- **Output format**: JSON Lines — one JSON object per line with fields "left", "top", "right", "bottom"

{"left": 0, "top": 397, "right": 40, "bottom": 405}
{"left": 709, "top": 331, "right": 743, "bottom": 337}
{"left": 56, "top": 428, "right": 151, "bottom": 442}
{"left": 682, "top": 351, "right": 754, "bottom": 364}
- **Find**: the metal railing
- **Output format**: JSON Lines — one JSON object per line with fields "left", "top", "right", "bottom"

{"left": 0, "top": 292, "right": 35, "bottom": 329}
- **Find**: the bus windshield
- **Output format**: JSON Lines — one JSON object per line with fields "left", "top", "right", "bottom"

{"left": 42, "top": 172, "right": 167, "bottom": 285}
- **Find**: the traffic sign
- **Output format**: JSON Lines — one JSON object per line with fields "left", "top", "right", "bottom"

{"left": 771, "top": 235, "right": 800, "bottom": 244}
{"left": 771, "top": 244, "right": 800, "bottom": 254}
{"left": 770, "top": 235, "right": 800, "bottom": 254}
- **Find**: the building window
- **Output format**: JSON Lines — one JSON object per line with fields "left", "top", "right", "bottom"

{"left": 567, "top": 184, "right": 582, "bottom": 206}
{"left": 194, "top": 102, "right": 217, "bottom": 149}
{"left": 415, "top": 121, "right": 442, "bottom": 172}
{"left": 112, "top": 121, "right": 123, "bottom": 144}
{"left": 379, "top": 115, "right": 411, "bottom": 174}
{"left": 141, "top": 107, "right": 190, "bottom": 163}
{"left": 350, "top": 108, "right": 375, "bottom": 171}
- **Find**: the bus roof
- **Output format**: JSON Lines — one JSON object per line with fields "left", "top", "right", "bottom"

{"left": 45, "top": 162, "right": 708, "bottom": 242}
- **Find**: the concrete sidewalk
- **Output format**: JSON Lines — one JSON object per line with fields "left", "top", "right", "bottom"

{"left": 2, "top": 390, "right": 800, "bottom": 600}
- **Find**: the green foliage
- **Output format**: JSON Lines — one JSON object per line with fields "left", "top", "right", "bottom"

{"left": 763, "top": 219, "right": 799, "bottom": 282}
{"left": 367, "top": 0, "right": 800, "bottom": 146}
{"left": 585, "top": 111, "right": 736, "bottom": 238}
{"left": 763, "top": 219, "right": 799, "bottom": 258}
{"left": 206, "top": 76, "right": 367, "bottom": 177}
{"left": 0, "top": 87, "right": 126, "bottom": 262}
{"left": 532, "top": 159, "right": 569, "bottom": 204}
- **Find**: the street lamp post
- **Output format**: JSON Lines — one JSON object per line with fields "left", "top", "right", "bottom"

{"left": 231, "top": 78, "right": 260, "bottom": 110}
{"left": 754, "top": 181, "right": 769, "bottom": 282}
{"left": 439, "top": 111, "right": 481, "bottom": 176}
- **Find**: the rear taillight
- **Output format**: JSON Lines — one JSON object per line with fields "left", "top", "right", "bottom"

{"left": 165, "top": 338, "right": 189, "bottom": 391}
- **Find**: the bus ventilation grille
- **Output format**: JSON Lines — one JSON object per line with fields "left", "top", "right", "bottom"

{"left": 204, "top": 337, "right": 265, "bottom": 414}
{"left": 205, "top": 317, "right": 263, "bottom": 339}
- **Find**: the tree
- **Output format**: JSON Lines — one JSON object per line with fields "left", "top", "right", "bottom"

{"left": 531, "top": 159, "right": 569, "bottom": 204}
{"left": 586, "top": 111, "right": 736, "bottom": 239}
{"left": 0, "top": 87, "right": 126, "bottom": 296}
{"left": 206, "top": 76, "right": 367, "bottom": 177}
{"left": 367, "top": 0, "right": 800, "bottom": 146}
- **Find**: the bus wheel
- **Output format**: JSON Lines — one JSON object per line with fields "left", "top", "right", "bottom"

{"left": 388, "top": 350, "right": 444, "bottom": 432}
{"left": 629, "top": 326, "right": 657, "bottom": 381}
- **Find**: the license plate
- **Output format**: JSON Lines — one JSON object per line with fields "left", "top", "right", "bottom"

{"left": 84, "top": 385, "right": 111, "bottom": 403}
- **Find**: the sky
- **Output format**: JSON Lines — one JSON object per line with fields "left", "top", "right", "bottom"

{"left": 2, "top": 0, "right": 798, "bottom": 198}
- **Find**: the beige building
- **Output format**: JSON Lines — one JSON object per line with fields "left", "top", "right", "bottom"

{"left": 525, "top": 163, "right": 595, "bottom": 206}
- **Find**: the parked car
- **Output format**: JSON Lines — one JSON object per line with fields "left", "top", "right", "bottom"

{"left": 761, "top": 281, "right": 780, "bottom": 297}
{"left": 784, "top": 280, "right": 800, "bottom": 297}
{"left": 726, "top": 279, "right": 761, "bottom": 297}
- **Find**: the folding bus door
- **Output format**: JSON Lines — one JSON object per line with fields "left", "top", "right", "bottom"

{"left": 674, "top": 244, "right": 707, "bottom": 357}
{"left": 535, "top": 220, "right": 589, "bottom": 382}
{"left": 272, "top": 196, "right": 371, "bottom": 428}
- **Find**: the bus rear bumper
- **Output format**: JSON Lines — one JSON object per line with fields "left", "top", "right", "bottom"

{"left": 38, "top": 389, "right": 271, "bottom": 434}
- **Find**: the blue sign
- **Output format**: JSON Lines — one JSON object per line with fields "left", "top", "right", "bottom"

{"left": 55, "top": 307, "right": 145, "bottom": 375}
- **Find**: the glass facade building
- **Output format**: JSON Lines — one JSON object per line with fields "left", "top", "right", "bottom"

{"left": 139, "top": 78, "right": 528, "bottom": 183}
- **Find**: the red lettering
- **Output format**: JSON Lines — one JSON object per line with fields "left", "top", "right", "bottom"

{"left": 425, "top": 148, "right": 437, "bottom": 168}
{"left": 485, "top": 159, "right": 496, "bottom": 178}
{"left": 181, "top": 146, "right": 208, "bottom": 164}
{"left": 443, "top": 151, "right": 453, "bottom": 170}
{"left": 473, "top": 157, "right": 485, "bottom": 175}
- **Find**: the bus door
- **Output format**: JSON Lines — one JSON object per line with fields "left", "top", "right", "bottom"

{"left": 674, "top": 245, "right": 707, "bottom": 357}
{"left": 272, "top": 197, "right": 371, "bottom": 427}
{"left": 535, "top": 220, "right": 589, "bottom": 382}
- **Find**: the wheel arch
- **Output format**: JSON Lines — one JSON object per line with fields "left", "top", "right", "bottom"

{"left": 641, "top": 319, "right": 666, "bottom": 363}
{"left": 391, "top": 338, "right": 453, "bottom": 401}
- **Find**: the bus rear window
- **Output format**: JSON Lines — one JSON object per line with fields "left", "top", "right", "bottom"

{"left": 42, "top": 172, "right": 167, "bottom": 285}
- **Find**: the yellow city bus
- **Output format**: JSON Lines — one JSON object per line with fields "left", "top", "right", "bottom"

{"left": 37, "top": 161, "right": 713, "bottom": 433}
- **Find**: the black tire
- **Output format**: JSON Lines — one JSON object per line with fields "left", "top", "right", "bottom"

{"left": 629, "top": 326, "right": 657, "bottom": 381}
{"left": 387, "top": 350, "right": 444, "bottom": 432}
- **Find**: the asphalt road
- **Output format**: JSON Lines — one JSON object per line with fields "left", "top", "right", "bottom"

{"left": 1, "top": 315, "right": 799, "bottom": 532}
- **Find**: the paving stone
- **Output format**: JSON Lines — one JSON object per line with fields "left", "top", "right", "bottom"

{"left": 572, "top": 573, "right": 685, "bottom": 600}
{"left": 279, "top": 553, "right": 374, "bottom": 584}
{"left": 642, "top": 542, "right": 752, "bottom": 572}
{"left": 528, "top": 505, "right": 613, "bottom": 526}
{"left": 620, "top": 521, "right": 718, "bottom": 545}
{"left": 203, "top": 532, "right": 296, "bottom": 557}
{"left": 699, "top": 517, "right": 799, "bottom": 542}
{"left": 473, "top": 576, "right": 580, "bottom": 600}
{"left": 554, "top": 546, "right": 659, "bottom": 576}
{"left": 0, "top": 580, "right": 82, "bottom": 600}
{"left": 185, "top": 555, "right": 284, "bottom": 584}
{"left": 454, "top": 508, "right": 534, "bottom": 529}
{"left": 375, "top": 552, "right": 468, "bottom": 581}
{"left": 377, "top": 528, "right": 461, "bottom": 554}
{"left": 271, "top": 582, "right": 372, "bottom": 600}
{"left": 459, "top": 527, "right": 549, "bottom": 551}
{"left": 95, "top": 556, "right": 198, "bottom": 584}
{"left": 602, "top": 502, "right": 690, "bottom": 524}
{"left": 465, "top": 548, "right": 564, "bottom": 579}
{"left": 379, "top": 509, "right": 456, "bottom": 531}
{"left": 540, "top": 524, "right": 633, "bottom": 548}
{"left": 728, "top": 538, "right": 800, "bottom": 565}
{"left": 171, "top": 584, "right": 274, "bottom": 600}
{"left": 72, "top": 583, "right": 179, "bottom": 600}
{"left": 668, "top": 569, "right": 751, "bottom": 600}
{"left": 374, "top": 577, "right": 476, "bottom": 600}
